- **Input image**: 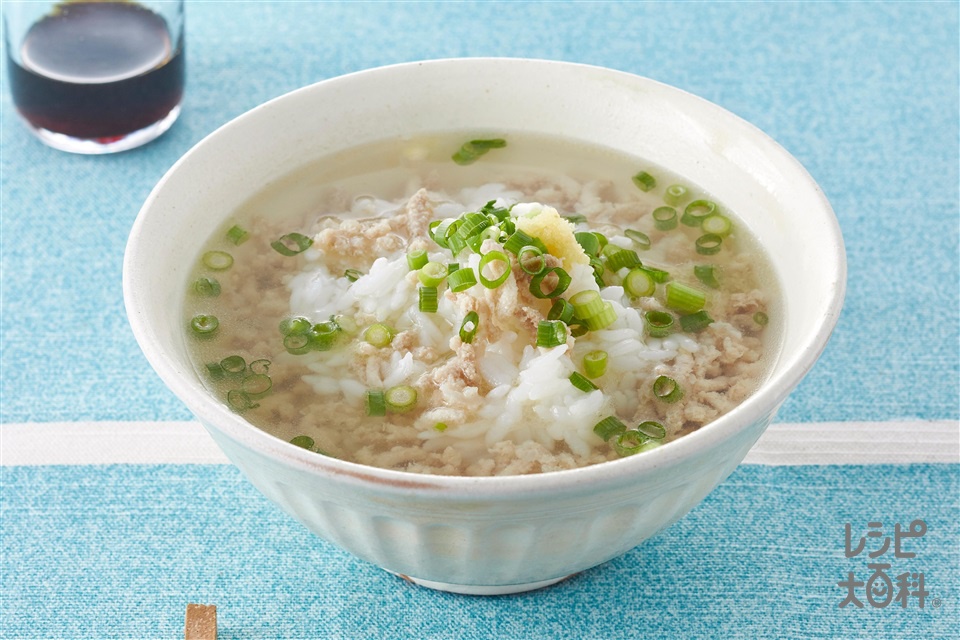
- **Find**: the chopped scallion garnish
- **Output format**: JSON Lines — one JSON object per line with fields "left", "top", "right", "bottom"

{"left": 536, "top": 320, "right": 567, "bottom": 348}
{"left": 563, "top": 214, "right": 588, "bottom": 225}
{"left": 290, "top": 435, "right": 314, "bottom": 449}
{"left": 652, "top": 206, "right": 678, "bottom": 231}
{"left": 459, "top": 311, "right": 479, "bottom": 343}
{"left": 227, "top": 389, "right": 258, "bottom": 411}
{"left": 344, "top": 268, "right": 363, "bottom": 282}
{"left": 363, "top": 323, "right": 394, "bottom": 348}
{"left": 366, "top": 389, "right": 386, "bottom": 416}
{"left": 636, "top": 421, "right": 667, "bottom": 440}
{"left": 418, "top": 261, "right": 448, "bottom": 287}
{"left": 644, "top": 310, "right": 674, "bottom": 337}
{"left": 283, "top": 333, "right": 311, "bottom": 355}
{"left": 613, "top": 430, "right": 651, "bottom": 456}
{"left": 754, "top": 311, "right": 770, "bottom": 326}
{"left": 695, "top": 233, "right": 723, "bottom": 255}
{"left": 575, "top": 231, "right": 601, "bottom": 256}
{"left": 605, "top": 247, "right": 642, "bottom": 271}
{"left": 624, "top": 268, "right": 656, "bottom": 298}
{"left": 663, "top": 184, "right": 688, "bottom": 207}
{"left": 279, "top": 316, "right": 312, "bottom": 336}
{"left": 681, "top": 200, "right": 717, "bottom": 227}
{"left": 593, "top": 416, "right": 627, "bottom": 441}
{"left": 418, "top": 286, "right": 439, "bottom": 312}
{"left": 202, "top": 250, "right": 233, "bottom": 271}
{"left": 478, "top": 250, "right": 511, "bottom": 288}
{"left": 632, "top": 171, "right": 657, "bottom": 192}
{"left": 407, "top": 249, "right": 428, "bottom": 271}
{"left": 529, "top": 266, "right": 571, "bottom": 299}
{"left": 701, "top": 214, "right": 733, "bottom": 236}
{"left": 226, "top": 225, "right": 249, "bottom": 245}
{"left": 583, "top": 350, "right": 608, "bottom": 378}
{"left": 242, "top": 373, "right": 272, "bottom": 398}
{"left": 653, "top": 375, "right": 684, "bottom": 403}
{"left": 271, "top": 232, "right": 313, "bottom": 256}
{"left": 547, "top": 298, "right": 574, "bottom": 324}
{"left": 679, "top": 310, "right": 713, "bottom": 333}
{"left": 447, "top": 267, "right": 477, "bottom": 292}
{"left": 452, "top": 138, "right": 507, "bottom": 165}
{"left": 193, "top": 277, "right": 221, "bottom": 297}
{"left": 694, "top": 265, "right": 720, "bottom": 289}
{"left": 624, "top": 229, "right": 651, "bottom": 250}
{"left": 517, "top": 245, "right": 546, "bottom": 275}
{"left": 584, "top": 302, "right": 617, "bottom": 330}
{"left": 569, "top": 372, "right": 599, "bottom": 392}
{"left": 434, "top": 422, "right": 448, "bottom": 432}
{"left": 249, "top": 359, "right": 271, "bottom": 375}
{"left": 665, "top": 282, "right": 706, "bottom": 314}
{"left": 385, "top": 385, "right": 418, "bottom": 412}
{"left": 190, "top": 314, "right": 219, "bottom": 336}
{"left": 570, "top": 290, "right": 604, "bottom": 320}
{"left": 309, "top": 321, "right": 340, "bottom": 351}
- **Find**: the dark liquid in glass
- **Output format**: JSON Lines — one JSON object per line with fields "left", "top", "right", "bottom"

{"left": 7, "top": 2, "right": 184, "bottom": 141}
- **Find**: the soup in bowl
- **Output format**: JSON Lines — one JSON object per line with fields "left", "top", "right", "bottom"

{"left": 123, "top": 59, "right": 845, "bottom": 594}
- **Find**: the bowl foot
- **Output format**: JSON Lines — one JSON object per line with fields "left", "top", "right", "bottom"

{"left": 391, "top": 571, "right": 573, "bottom": 595}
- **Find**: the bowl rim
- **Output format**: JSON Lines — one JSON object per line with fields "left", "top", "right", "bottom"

{"left": 124, "top": 57, "right": 846, "bottom": 498}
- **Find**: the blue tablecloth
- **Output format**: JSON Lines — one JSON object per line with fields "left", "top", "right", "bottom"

{"left": 2, "top": 2, "right": 957, "bottom": 638}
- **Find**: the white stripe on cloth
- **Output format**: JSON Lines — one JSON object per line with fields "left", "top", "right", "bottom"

{"left": 1, "top": 420, "right": 957, "bottom": 467}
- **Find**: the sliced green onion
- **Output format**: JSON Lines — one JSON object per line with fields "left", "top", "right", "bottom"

{"left": 309, "top": 321, "right": 340, "bottom": 351}
{"left": 653, "top": 375, "right": 684, "bottom": 403}
{"left": 593, "top": 416, "right": 627, "bottom": 442}
{"left": 614, "top": 430, "right": 651, "bottom": 456}
{"left": 584, "top": 302, "right": 617, "bottom": 331}
{"left": 226, "top": 224, "right": 249, "bottom": 245}
{"left": 434, "top": 422, "right": 448, "bottom": 432}
{"left": 640, "top": 265, "right": 671, "bottom": 283}
{"left": 242, "top": 373, "right": 273, "bottom": 398}
{"left": 480, "top": 226, "right": 503, "bottom": 243}
{"left": 575, "top": 231, "right": 601, "bottom": 256}
{"left": 227, "top": 389, "right": 258, "bottom": 411}
{"left": 366, "top": 389, "right": 386, "bottom": 417}
{"left": 283, "top": 333, "right": 311, "bottom": 355}
{"left": 290, "top": 435, "right": 314, "bottom": 449}
{"left": 681, "top": 200, "right": 717, "bottom": 227}
{"left": 547, "top": 298, "right": 575, "bottom": 324}
{"left": 518, "top": 245, "right": 546, "bottom": 275}
{"left": 652, "top": 206, "right": 678, "bottom": 231}
{"left": 625, "top": 229, "right": 651, "bottom": 250}
{"left": 754, "top": 311, "right": 770, "bottom": 326}
{"left": 583, "top": 350, "right": 608, "bottom": 378}
{"left": 665, "top": 282, "right": 706, "bottom": 314}
{"left": 407, "top": 249, "right": 428, "bottom": 271}
{"left": 418, "top": 261, "right": 448, "bottom": 287}
{"left": 447, "top": 263, "right": 460, "bottom": 274}
{"left": 570, "top": 290, "right": 604, "bottom": 319}
{"left": 205, "top": 362, "right": 225, "bottom": 381}
{"left": 279, "top": 316, "right": 312, "bottom": 336}
{"left": 694, "top": 265, "right": 720, "bottom": 289}
{"left": 593, "top": 232, "right": 608, "bottom": 250}
{"left": 479, "top": 250, "right": 511, "bottom": 288}
{"left": 563, "top": 214, "right": 588, "bottom": 225}
{"left": 190, "top": 314, "right": 219, "bottom": 336}
{"left": 663, "top": 184, "right": 688, "bottom": 207}
{"left": 452, "top": 138, "right": 507, "bottom": 165}
{"left": 221, "top": 358, "right": 247, "bottom": 376}
{"left": 569, "top": 320, "right": 589, "bottom": 338}
{"left": 701, "top": 214, "right": 733, "bottom": 236}
{"left": 503, "top": 229, "right": 538, "bottom": 255}
{"left": 695, "top": 233, "right": 723, "bottom": 255}
{"left": 624, "top": 268, "right": 656, "bottom": 298}
{"left": 271, "top": 232, "right": 313, "bottom": 256}
{"left": 459, "top": 311, "right": 479, "bottom": 343}
{"left": 644, "top": 311, "right": 674, "bottom": 337}
{"left": 430, "top": 219, "right": 453, "bottom": 248}
{"left": 632, "top": 171, "right": 657, "bottom": 192}
{"left": 193, "top": 277, "right": 221, "bottom": 297}
{"left": 363, "top": 323, "right": 394, "bottom": 348}
{"left": 249, "top": 359, "right": 271, "bottom": 374}
{"left": 569, "top": 371, "right": 599, "bottom": 392}
{"left": 589, "top": 256, "right": 605, "bottom": 277}
{"left": 680, "top": 310, "right": 714, "bottom": 333}
{"left": 636, "top": 421, "right": 666, "bottom": 440}
{"left": 344, "top": 268, "right": 363, "bottom": 282}
{"left": 530, "top": 267, "right": 571, "bottom": 299}
{"left": 385, "top": 385, "right": 418, "bottom": 412}
{"left": 536, "top": 320, "right": 567, "bottom": 348}
{"left": 447, "top": 267, "right": 477, "bottom": 292}
{"left": 605, "top": 247, "right": 642, "bottom": 272}
{"left": 202, "top": 250, "right": 233, "bottom": 271}
{"left": 418, "top": 286, "right": 439, "bottom": 313}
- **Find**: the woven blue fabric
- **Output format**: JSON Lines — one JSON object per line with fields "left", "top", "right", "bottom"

{"left": 1, "top": 2, "right": 958, "bottom": 638}
{"left": 2, "top": 464, "right": 957, "bottom": 639}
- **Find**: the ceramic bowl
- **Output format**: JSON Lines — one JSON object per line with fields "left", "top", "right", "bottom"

{"left": 123, "top": 58, "right": 845, "bottom": 595}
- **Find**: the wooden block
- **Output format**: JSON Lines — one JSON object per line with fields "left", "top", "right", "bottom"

{"left": 185, "top": 603, "right": 217, "bottom": 640}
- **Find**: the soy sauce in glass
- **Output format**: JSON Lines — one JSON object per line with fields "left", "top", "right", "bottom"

{"left": 6, "top": 1, "right": 184, "bottom": 151}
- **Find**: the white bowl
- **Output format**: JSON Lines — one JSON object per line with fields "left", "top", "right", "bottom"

{"left": 123, "top": 59, "right": 845, "bottom": 595}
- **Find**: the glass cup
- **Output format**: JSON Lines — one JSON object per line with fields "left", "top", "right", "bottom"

{"left": 4, "top": 0, "right": 185, "bottom": 154}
